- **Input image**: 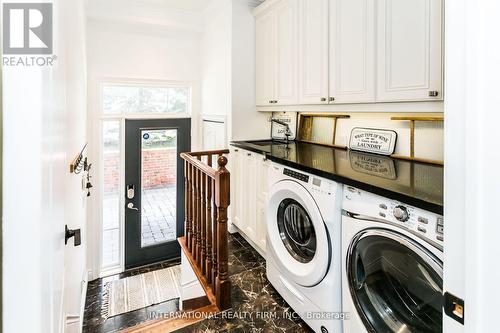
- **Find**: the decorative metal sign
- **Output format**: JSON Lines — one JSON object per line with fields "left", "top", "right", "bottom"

{"left": 349, "top": 128, "right": 397, "bottom": 156}
{"left": 270, "top": 112, "right": 297, "bottom": 140}
{"left": 349, "top": 151, "right": 397, "bottom": 180}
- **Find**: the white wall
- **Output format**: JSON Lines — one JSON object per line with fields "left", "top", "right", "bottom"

{"left": 231, "top": 0, "right": 270, "bottom": 141}
{"left": 61, "top": 0, "right": 89, "bottom": 331}
{"left": 201, "top": 0, "right": 232, "bottom": 118}
{"left": 3, "top": 0, "right": 88, "bottom": 332}
{"left": 86, "top": 19, "right": 202, "bottom": 148}
{"left": 444, "top": 0, "right": 500, "bottom": 332}
{"left": 201, "top": 0, "right": 269, "bottom": 145}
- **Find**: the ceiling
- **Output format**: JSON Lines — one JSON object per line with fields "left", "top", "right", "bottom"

{"left": 134, "top": 0, "right": 211, "bottom": 12}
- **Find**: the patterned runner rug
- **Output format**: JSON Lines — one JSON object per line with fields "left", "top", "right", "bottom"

{"left": 103, "top": 265, "right": 181, "bottom": 318}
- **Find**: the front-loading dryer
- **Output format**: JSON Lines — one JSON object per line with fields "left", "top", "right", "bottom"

{"left": 342, "top": 185, "right": 444, "bottom": 333}
{"left": 266, "top": 162, "right": 343, "bottom": 333}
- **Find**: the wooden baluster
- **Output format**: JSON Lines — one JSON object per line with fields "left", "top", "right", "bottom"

{"left": 205, "top": 155, "right": 213, "bottom": 284}
{"left": 200, "top": 172, "right": 207, "bottom": 274}
{"left": 191, "top": 167, "right": 198, "bottom": 259}
{"left": 184, "top": 161, "right": 192, "bottom": 251}
{"left": 215, "top": 155, "right": 230, "bottom": 310}
{"left": 196, "top": 156, "right": 202, "bottom": 263}
{"left": 211, "top": 177, "right": 218, "bottom": 290}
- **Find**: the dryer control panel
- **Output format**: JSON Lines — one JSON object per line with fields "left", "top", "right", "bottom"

{"left": 343, "top": 186, "right": 444, "bottom": 246}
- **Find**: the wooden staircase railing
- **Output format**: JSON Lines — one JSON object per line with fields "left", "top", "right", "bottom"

{"left": 179, "top": 149, "right": 231, "bottom": 310}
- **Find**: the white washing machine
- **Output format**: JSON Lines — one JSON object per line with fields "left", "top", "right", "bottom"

{"left": 342, "top": 186, "right": 444, "bottom": 333}
{"left": 266, "top": 163, "right": 343, "bottom": 333}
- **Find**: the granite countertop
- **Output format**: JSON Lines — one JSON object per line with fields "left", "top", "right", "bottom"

{"left": 231, "top": 140, "right": 443, "bottom": 215}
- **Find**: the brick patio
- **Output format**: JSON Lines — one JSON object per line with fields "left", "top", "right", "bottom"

{"left": 102, "top": 186, "right": 177, "bottom": 266}
{"left": 140, "top": 186, "right": 177, "bottom": 247}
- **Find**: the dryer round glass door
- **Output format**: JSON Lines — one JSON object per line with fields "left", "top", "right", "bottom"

{"left": 347, "top": 229, "right": 443, "bottom": 333}
{"left": 267, "top": 180, "right": 330, "bottom": 287}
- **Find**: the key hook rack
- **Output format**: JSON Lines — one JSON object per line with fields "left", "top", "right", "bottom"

{"left": 70, "top": 143, "right": 90, "bottom": 174}
{"left": 69, "top": 143, "right": 93, "bottom": 196}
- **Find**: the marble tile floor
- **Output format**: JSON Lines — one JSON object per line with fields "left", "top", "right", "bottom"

{"left": 83, "top": 233, "right": 313, "bottom": 333}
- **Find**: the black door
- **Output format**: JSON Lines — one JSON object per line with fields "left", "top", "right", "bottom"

{"left": 347, "top": 229, "right": 443, "bottom": 333}
{"left": 124, "top": 118, "right": 191, "bottom": 269}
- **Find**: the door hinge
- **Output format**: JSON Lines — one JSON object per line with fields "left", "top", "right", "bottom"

{"left": 443, "top": 292, "right": 465, "bottom": 325}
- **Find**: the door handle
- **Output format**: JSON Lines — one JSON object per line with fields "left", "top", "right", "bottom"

{"left": 127, "top": 202, "right": 139, "bottom": 211}
{"left": 65, "top": 225, "right": 81, "bottom": 246}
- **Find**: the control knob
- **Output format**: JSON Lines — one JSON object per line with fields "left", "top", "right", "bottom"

{"left": 393, "top": 205, "right": 409, "bottom": 222}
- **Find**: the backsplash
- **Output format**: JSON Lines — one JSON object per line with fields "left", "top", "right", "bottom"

{"left": 271, "top": 112, "right": 444, "bottom": 162}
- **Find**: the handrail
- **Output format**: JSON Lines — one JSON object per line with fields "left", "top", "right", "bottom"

{"left": 179, "top": 153, "right": 218, "bottom": 179}
{"left": 187, "top": 149, "right": 230, "bottom": 157}
{"left": 179, "top": 149, "right": 231, "bottom": 311}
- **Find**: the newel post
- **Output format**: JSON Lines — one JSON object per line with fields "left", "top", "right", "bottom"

{"left": 215, "top": 155, "right": 231, "bottom": 310}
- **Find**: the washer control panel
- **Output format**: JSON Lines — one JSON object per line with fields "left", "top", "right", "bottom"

{"left": 344, "top": 186, "right": 444, "bottom": 245}
{"left": 283, "top": 168, "right": 309, "bottom": 183}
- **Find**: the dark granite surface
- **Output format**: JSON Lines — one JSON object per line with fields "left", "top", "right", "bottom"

{"left": 83, "top": 233, "right": 313, "bottom": 333}
{"left": 232, "top": 140, "right": 443, "bottom": 214}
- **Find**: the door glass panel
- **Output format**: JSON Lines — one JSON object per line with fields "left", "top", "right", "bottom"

{"left": 141, "top": 129, "right": 177, "bottom": 247}
{"left": 277, "top": 198, "right": 316, "bottom": 263}
{"left": 102, "top": 121, "right": 120, "bottom": 267}
{"left": 348, "top": 234, "right": 443, "bottom": 333}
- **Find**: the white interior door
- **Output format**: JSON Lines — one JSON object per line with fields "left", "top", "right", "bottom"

{"left": 330, "top": 0, "right": 376, "bottom": 103}
{"left": 298, "top": 0, "right": 330, "bottom": 105}
{"left": 376, "top": 0, "right": 443, "bottom": 101}
{"left": 274, "top": 0, "right": 299, "bottom": 105}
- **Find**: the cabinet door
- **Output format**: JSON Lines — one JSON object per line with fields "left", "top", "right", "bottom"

{"left": 255, "top": 157, "right": 271, "bottom": 252}
{"left": 330, "top": 0, "right": 375, "bottom": 103}
{"left": 256, "top": 9, "right": 276, "bottom": 106}
{"left": 298, "top": 0, "right": 329, "bottom": 104}
{"left": 376, "top": 0, "right": 443, "bottom": 101}
{"left": 229, "top": 148, "right": 243, "bottom": 229}
{"left": 274, "top": 0, "right": 299, "bottom": 105}
{"left": 241, "top": 151, "right": 257, "bottom": 240}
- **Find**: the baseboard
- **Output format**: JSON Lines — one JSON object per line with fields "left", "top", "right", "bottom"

{"left": 228, "top": 221, "right": 238, "bottom": 234}
{"left": 79, "top": 270, "right": 91, "bottom": 333}
{"left": 231, "top": 225, "right": 266, "bottom": 258}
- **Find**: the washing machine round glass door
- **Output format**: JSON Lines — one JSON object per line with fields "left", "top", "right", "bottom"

{"left": 347, "top": 229, "right": 443, "bottom": 333}
{"left": 267, "top": 180, "right": 330, "bottom": 287}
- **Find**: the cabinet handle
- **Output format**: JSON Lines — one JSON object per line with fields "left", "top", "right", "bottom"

{"left": 234, "top": 149, "right": 239, "bottom": 152}
{"left": 320, "top": 97, "right": 327, "bottom": 102}
{"left": 247, "top": 153, "right": 252, "bottom": 156}
{"left": 274, "top": 100, "right": 278, "bottom": 104}
{"left": 329, "top": 97, "right": 335, "bottom": 102}
{"left": 428, "top": 91, "right": 439, "bottom": 97}
{"left": 268, "top": 100, "right": 273, "bottom": 104}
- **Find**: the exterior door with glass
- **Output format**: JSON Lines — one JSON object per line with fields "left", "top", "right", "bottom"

{"left": 124, "top": 118, "right": 191, "bottom": 269}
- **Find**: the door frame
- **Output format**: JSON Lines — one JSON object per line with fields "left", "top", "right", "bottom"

{"left": 124, "top": 118, "right": 191, "bottom": 269}
{"left": 89, "top": 78, "right": 196, "bottom": 279}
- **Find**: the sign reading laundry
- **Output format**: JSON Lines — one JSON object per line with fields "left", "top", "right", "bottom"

{"left": 349, "top": 128, "right": 397, "bottom": 156}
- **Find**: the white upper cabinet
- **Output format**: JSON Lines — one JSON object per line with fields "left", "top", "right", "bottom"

{"left": 255, "top": 0, "right": 443, "bottom": 107}
{"left": 255, "top": 0, "right": 298, "bottom": 106}
{"left": 329, "top": 0, "right": 376, "bottom": 103}
{"left": 376, "top": 0, "right": 443, "bottom": 101}
{"left": 298, "top": 0, "right": 329, "bottom": 104}
{"left": 256, "top": 9, "right": 276, "bottom": 106}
